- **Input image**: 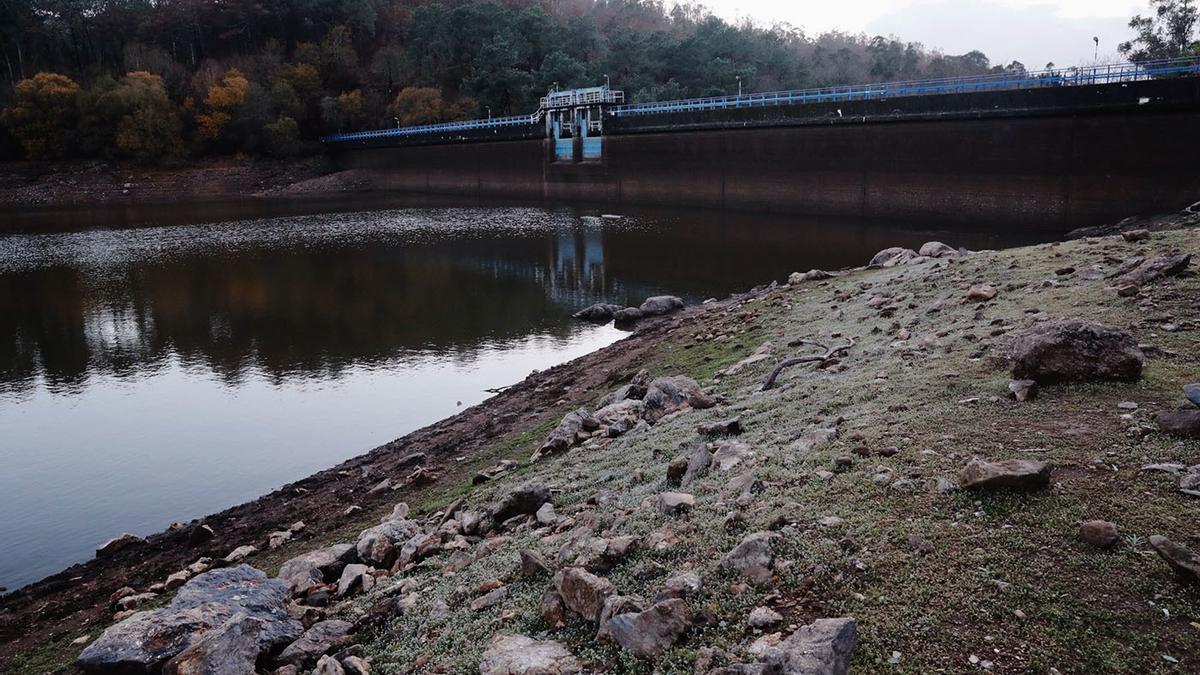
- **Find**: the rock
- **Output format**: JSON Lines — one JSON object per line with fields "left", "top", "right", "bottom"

{"left": 639, "top": 295, "right": 684, "bottom": 316}
{"left": 595, "top": 371, "right": 651, "bottom": 409}
{"left": 748, "top": 606, "right": 783, "bottom": 629}
{"left": 641, "top": 376, "right": 715, "bottom": 423}
{"left": 472, "top": 586, "right": 508, "bottom": 611}
{"left": 478, "top": 634, "right": 581, "bottom": 675}
{"left": 961, "top": 459, "right": 1051, "bottom": 491}
{"left": 1121, "top": 228, "right": 1151, "bottom": 241}
{"left": 355, "top": 519, "right": 420, "bottom": 567}
{"left": 919, "top": 241, "right": 959, "bottom": 258}
{"left": 1008, "top": 379, "right": 1038, "bottom": 402}
{"left": 596, "top": 595, "right": 647, "bottom": 642}
{"left": 162, "top": 612, "right": 264, "bottom": 675}
{"left": 966, "top": 284, "right": 997, "bottom": 301}
{"left": 720, "top": 532, "right": 779, "bottom": 584}
{"left": 189, "top": 524, "right": 215, "bottom": 546}
{"left": 1079, "top": 520, "right": 1119, "bottom": 549}
{"left": 656, "top": 572, "right": 702, "bottom": 601}
{"left": 1115, "top": 253, "right": 1190, "bottom": 287}
{"left": 336, "top": 564, "right": 374, "bottom": 597}
{"left": 164, "top": 570, "right": 191, "bottom": 591}
{"left": 381, "top": 502, "right": 411, "bottom": 522}
{"left": 712, "top": 441, "right": 755, "bottom": 471}
{"left": 572, "top": 303, "right": 624, "bottom": 323}
{"left": 613, "top": 307, "right": 643, "bottom": 323}
{"left": 77, "top": 566, "right": 301, "bottom": 673}
{"left": 869, "top": 247, "right": 918, "bottom": 267}
{"left": 1149, "top": 535, "right": 1200, "bottom": 582}
{"left": 553, "top": 567, "right": 615, "bottom": 622}
{"left": 278, "top": 545, "right": 355, "bottom": 596}
{"left": 667, "top": 454, "right": 689, "bottom": 483}
{"left": 116, "top": 592, "right": 159, "bottom": 611}
{"left": 605, "top": 598, "right": 690, "bottom": 660}
{"left": 682, "top": 446, "right": 714, "bottom": 486}
{"left": 96, "top": 533, "right": 145, "bottom": 557}
{"left": 656, "top": 492, "right": 695, "bottom": 517}
{"left": 792, "top": 426, "right": 838, "bottom": 455}
{"left": 1156, "top": 410, "right": 1200, "bottom": 438}
{"left": 277, "top": 619, "right": 355, "bottom": 667}
{"left": 536, "top": 503, "right": 559, "bottom": 526}
{"left": 519, "top": 549, "right": 553, "bottom": 578}
{"left": 760, "top": 617, "right": 858, "bottom": 675}
{"left": 1010, "top": 319, "right": 1143, "bottom": 384}
{"left": 540, "top": 587, "right": 569, "bottom": 628}
{"left": 341, "top": 655, "right": 370, "bottom": 675}
{"left": 534, "top": 409, "right": 599, "bottom": 459}
{"left": 699, "top": 416, "right": 743, "bottom": 435}
{"left": 593, "top": 399, "right": 645, "bottom": 437}
{"left": 267, "top": 530, "right": 293, "bottom": 550}
{"left": 1185, "top": 384, "right": 1200, "bottom": 408}
{"left": 313, "top": 655, "right": 345, "bottom": 675}
{"left": 223, "top": 545, "right": 258, "bottom": 564}
{"left": 788, "top": 269, "right": 834, "bottom": 284}
{"left": 493, "top": 483, "right": 552, "bottom": 523}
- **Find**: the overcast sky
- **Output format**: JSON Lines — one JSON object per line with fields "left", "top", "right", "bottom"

{"left": 699, "top": 0, "right": 1147, "bottom": 70}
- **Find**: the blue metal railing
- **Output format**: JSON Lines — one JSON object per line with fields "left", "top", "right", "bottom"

{"left": 608, "top": 57, "right": 1200, "bottom": 117}
{"left": 324, "top": 110, "right": 543, "bottom": 143}
{"left": 324, "top": 57, "right": 1200, "bottom": 143}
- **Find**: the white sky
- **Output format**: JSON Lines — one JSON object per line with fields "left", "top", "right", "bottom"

{"left": 697, "top": 0, "right": 1147, "bottom": 70}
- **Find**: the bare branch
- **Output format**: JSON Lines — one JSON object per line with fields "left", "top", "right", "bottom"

{"left": 760, "top": 338, "right": 855, "bottom": 391}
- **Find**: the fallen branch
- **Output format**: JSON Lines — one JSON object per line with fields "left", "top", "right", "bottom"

{"left": 760, "top": 338, "right": 855, "bottom": 391}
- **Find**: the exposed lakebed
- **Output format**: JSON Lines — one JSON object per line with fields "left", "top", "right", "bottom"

{"left": 0, "top": 201, "right": 1048, "bottom": 590}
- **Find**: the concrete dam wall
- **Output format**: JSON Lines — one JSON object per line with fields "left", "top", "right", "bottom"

{"left": 333, "top": 77, "right": 1200, "bottom": 230}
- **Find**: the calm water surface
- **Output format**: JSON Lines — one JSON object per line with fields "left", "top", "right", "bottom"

{"left": 0, "top": 200, "right": 1050, "bottom": 590}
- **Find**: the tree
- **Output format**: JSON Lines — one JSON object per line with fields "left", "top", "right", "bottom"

{"left": 196, "top": 68, "right": 249, "bottom": 142}
{"left": 264, "top": 115, "right": 302, "bottom": 156}
{"left": 388, "top": 87, "right": 470, "bottom": 126}
{"left": 1120, "top": 0, "right": 1198, "bottom": 61}
{"left": 108, "top": 72, "right": 183, "bottom": 160}
{"left": 1, "top": 73, "right": 80, "bottom": 159}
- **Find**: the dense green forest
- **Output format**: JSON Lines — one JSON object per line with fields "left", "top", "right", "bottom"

{"left": 0, "top": 0, "right": 1194, "bottom": 161}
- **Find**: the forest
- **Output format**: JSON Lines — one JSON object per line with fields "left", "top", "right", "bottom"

{"left": 0, "top": 0, "right": 1194, "bottom": 161}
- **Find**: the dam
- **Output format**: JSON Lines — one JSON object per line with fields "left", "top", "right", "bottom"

{"left": 326, "top": 58, "right": 1200, "bottom": 230}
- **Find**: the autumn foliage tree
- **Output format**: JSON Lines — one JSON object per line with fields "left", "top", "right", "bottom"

{"left": 388, "top": 87, "right": 471, "bottom": 126}
{"left": 2, "top": 73, "right": 80, "bottom": 159}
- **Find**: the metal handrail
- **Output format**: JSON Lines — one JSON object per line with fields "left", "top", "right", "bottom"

{"left": 608, "top": 57, "right": 1200, "bottom": 117}
{"left": 323, "top": 57, "right": 1200, "bottom": 143}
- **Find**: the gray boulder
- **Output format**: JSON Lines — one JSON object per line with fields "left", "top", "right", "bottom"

{"left": 612, "top": 307, "right": 644, "bottom": 324}
{"left": 1156, "top": 410, "right": 1200, "bottom": 438}
{"left": 553, "top": 567, "right": 615, "bottom": 623}
{"left": 760, "top": 617, "right": 857, "bottom": 675}
{"left": 788, "top": 270, "right": 834, "bottom": 284}
{"left": 478, "top": 633, "right": 581, "bottom": 675}
{"left": 277, "top": 619, "right": 355, "bottom": 667}
{"left": 572, "top": 303, "right": 624, "bottom": 324}
{"left": 639, "top": 295, "right": 684, "bottom": 316}
{"left": 277, "top": 545, "right": 355, "bottom": 596}
{"left": 606, "top": 598, "right": 690, "bottom": 660}
{"left": 1185, "top": 383, "right": 1200, "bottom": 408}
{"left": 1149, "top": 535, "right": 1200, "bottom": 582}
{"left": 642, "top": 376, "right": 716, "bottom": 424}
{"left": 1010, "top": 319, "right": 1143, "bottom": 384}
{"left": 533, "top": 409, "right": 599, "bottom": 460}
{"left": 961, "top": 459, "right": 1051, "bottom": 491}
{"left": 162, "top": 612, "right": 263, "bottom": 675}
{"left": 720, "top": 532, "right": 779, "bottom": 584}
{"left": 918, "top": 241, "right": 959, "bottom": 258}
{"left": 77, "top": 566, "right": 300, "bottom": 673}
{"left": 868, "top": 247, "right": 918, "bottom": 267}
{"left": 1115, "top": 253, "right": 1190, "bottom": 287}
{"left": 355, "top": 519, "right": 420, "bottom": 568}
{"left": 493, "top": 483, "right": 552, "bottom": 523}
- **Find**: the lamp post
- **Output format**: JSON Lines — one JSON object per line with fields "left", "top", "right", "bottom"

{"left": 394, "top": 117, "right": 400, "bottom": 128}
{"left": 604, "top": 73, "right": 610, "bottom": 89}
{"left": 1093, "top": 36, "right": 1099, "bottom": 62}
{"left": 736, "top": 75, "right": 742, "bottom": 96}
{"left": 487, "top": 106, "right": 492, "bottom": 119}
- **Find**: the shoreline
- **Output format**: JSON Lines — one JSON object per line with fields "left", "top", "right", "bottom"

{"left": 1, "top": 193, "right": 1198, "bottom": 671}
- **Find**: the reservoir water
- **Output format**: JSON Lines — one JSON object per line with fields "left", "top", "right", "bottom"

{"left": 0, "top": 198, "right": 1050, "bottom": 591}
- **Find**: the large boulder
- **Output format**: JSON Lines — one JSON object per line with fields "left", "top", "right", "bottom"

{"left": 869, "top": 247, "right": 918, "bottom": 267}
{"left": 760, "top": 617, "right": 858, "bottom": 675}
{"left": 961, "top": 459, "right": 1051, "bottom": 491}
{"left": 642, "top": 376, "right": 716, "bottom": 424}
{"left": 572, "top": 303, "right": 624, "bottom": 324}
{"left": 639, "top": 295, "right": 685, "bottom": 317}
{"left": 493, "top": 483, "right": 552, "bottom": 523}
{"left": 1156, "top": 410, "right": 1200, "bottom": 438}
{"left": 479, "top": 634, "right": 581, "bottom": 675}
{"left": 162, "top": 612, "right": 264, "bottom": 675}
{"left": 605, "top": 598, "right": 690, "bottom": 659}
{"left": 918, "top": 241, "right": 959, "bottom": 258}
{"left": 355, "top": 519, "right": 421, "bottom": 568}
{"left": 1009, "top": 319, "right": 1143, "bottom": 384}
{"left": 77, "top": 566, "right": 300, "bottom": 673}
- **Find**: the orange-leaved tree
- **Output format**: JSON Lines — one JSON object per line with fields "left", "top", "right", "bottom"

{"left": 1, "top": 73, "right": 81, "bottom": 159}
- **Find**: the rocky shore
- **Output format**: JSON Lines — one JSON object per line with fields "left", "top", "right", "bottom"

{"left": 3, "top": 223, "right": 1200, "bottom": 673}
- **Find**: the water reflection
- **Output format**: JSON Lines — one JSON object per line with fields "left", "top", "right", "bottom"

{"left": 0, "top": 203, "right": 1049, "bottom": 590}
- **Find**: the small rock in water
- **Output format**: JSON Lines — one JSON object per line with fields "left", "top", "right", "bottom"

{"left": 1079, "top": 520, "right": 1119, "bottom": 548}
